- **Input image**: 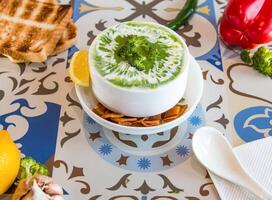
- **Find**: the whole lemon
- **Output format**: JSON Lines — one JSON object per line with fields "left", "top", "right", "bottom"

{"left": 0, "top": 130, "right": 20, "bottom": 194}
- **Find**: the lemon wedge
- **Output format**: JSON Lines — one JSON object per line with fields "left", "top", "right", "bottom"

{"left": 69, "top": 50, "right": 90, "bottom": 87}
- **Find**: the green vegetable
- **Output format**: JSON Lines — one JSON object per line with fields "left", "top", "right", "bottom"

{"left": 252, "top": 47, "right": 272, "bottom": 76}
{"left": 240, "top": 46, "right": 272, "bottom": 76}
{"left": 114, "top": 35, "right": 169, "bottom": 73}
{"left": 17, "top": 157, "right": 49, "bottom": 180}
{"left": 240, "top": 49, "right": 252, "bottom": 64}
{"left": 166, "top": 0, "right": 198, "bottom": 31}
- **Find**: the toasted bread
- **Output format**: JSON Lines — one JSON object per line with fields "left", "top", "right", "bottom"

{"left": 0, "top": 0, "right": 72, "bottom": 62}
{"left": 53, "top": 20, "right": 77, "bottom": 54}
{"left": 39, "top": 0, "right": 77, "bottom": 55}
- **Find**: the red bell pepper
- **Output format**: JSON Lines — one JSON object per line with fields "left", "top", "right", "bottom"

{"left": 219, "top": 0, "right": 272, "bottom": 49}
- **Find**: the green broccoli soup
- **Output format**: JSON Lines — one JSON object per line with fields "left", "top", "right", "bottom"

{"left": 92, "top": 21, "right": 186, "bottom": 89}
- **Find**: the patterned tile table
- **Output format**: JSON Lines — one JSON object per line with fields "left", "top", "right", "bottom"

{"left": 0, "top": 0, "right": 271, "bottom": 199}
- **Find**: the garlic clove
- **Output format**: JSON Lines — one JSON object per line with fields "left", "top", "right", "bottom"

{"left": 30, "top": 181, "right": 49, "bottom": 200}
{"left": 44, "top": 183, "right": 63, "bottom": 196}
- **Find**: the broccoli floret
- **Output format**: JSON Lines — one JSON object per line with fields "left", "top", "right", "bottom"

{"left": 240, "top": 46, "right": 272, "bottom": 76}
{"left": 240, "top": 50, "right": 252, "bottom": 64}
{"left": 17, "top": 157, "right": 49, "bottom": 180}
{"left": 252, "top": 46, "right": 272, "bottom": 76}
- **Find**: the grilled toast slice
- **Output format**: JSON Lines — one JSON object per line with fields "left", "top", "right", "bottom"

{"left": 53, "top": 20, "right": 77, "bottom": 54}
{"left": 0, "top": 0, "right": 72, "bottom": 62}
{"left": 39, "top": 0, "right": 77, "bottom": 55}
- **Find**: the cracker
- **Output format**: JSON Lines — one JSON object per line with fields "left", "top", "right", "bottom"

{"left": 92, "top": 102, "right": 188, "bottom": 127}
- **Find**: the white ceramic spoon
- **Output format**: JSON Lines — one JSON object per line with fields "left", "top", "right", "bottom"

{"left": 192, "top": 126, "right": 272, "bottom": 200}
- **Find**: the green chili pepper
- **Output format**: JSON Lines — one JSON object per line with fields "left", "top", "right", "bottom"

{"left": 166, "top": 0, "right": 198, "bottom": 31}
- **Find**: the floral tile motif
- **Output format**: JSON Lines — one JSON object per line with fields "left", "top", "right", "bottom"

{"left": 234, "top": 106, "right": 272, "bottom": 142}
{"left": 0, "top": 99, "right": 60, "bottom": 163}
{"left": 83, "top": 105, "right": 205, "bottom": 172}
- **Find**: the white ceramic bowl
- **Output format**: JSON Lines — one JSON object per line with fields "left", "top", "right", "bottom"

{"left": 89, "top": 22, "right": 190, "bottom": 117}
{"left": 75, "top": 55, "right": 203, "bottom": 135}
